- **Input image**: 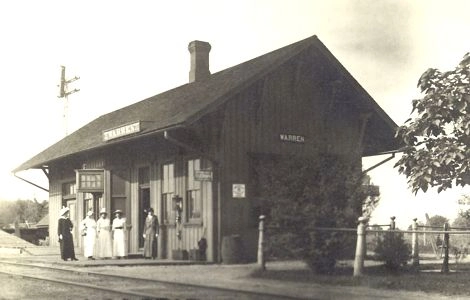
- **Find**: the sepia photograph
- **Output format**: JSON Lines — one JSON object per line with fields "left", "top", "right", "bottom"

{"left": 1, "top": 1, "right": 470, "bottom": 299}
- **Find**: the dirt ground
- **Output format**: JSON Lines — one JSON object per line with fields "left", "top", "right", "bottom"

{"left": 0, "top": 249, "right": 462, "bottom": 300}
{"left": 0, "top": 275, "right": 125, "bottom": 300}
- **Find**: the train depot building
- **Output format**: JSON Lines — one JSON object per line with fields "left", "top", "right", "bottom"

{"left": 14, "top": 35, "right": 398, "bottom": 262}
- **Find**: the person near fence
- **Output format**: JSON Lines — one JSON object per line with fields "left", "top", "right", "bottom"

{"left": 96, "top": 208, "right": 113, "bottom": 259}
{"left": 57, "top": 206, "right": 78, "bottom": 261}
{"left": 143, "top": 207, "right": 159, "bottom": 259}
{"left": 80, "top": 210, "right": 97, "bottom": 260}
{"left": 112, "top": 210, "right": 127, "bottom": 259}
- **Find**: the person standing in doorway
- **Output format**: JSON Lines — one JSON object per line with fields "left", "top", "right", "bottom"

{"left": 58, "top": 206, "right": 78, "bottom": 261}
{"left": 112, "top": 210, "right": 127, "bottom": 259}
{"left": 80, "top": 210, "right": 97, "bottom": 260}
{"left": 96, "top": 208, "right": 112, "bottom": 259}
{"left": 143, "top": 208, "right": 159, "bottom": 259}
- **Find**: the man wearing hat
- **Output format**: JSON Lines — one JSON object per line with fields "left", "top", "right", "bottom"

{"left": 96, "top": 208, "right": 113, "bottom": 259}
{"left": 143, "top": 208, "right": 159, "bottom": 259}
{"left": 57, "top": 206, "right": 78, "bottom": 261}
{"left": 80, "top": 210, "right": 97, "bottom": 260}
{"left": 112, "top": 209, "right": 127, "bottom": 258}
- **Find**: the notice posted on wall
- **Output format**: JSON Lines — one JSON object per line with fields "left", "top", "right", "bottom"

{"left": 232, "top": 184, "right": 246, "bottom": 198}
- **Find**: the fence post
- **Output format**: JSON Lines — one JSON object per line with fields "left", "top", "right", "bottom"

{"left": 257, "top": 215, "right": 266, "bottom": 271}
{"left": 390, "top": 216, "right": 396, "bottom": 230}
{"left": 412, "top": 218, "right": 419, "bottom": 268}
{"left": 441, "top": 222, "right": 450, "bottom": 273}
{"left": 353, "top": 216, "right": 368, "bottom": 277}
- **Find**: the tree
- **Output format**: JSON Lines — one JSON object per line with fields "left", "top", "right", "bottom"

{"left": 255, "top": 153, "right": 366, "bottom": 273}
{"left": 427, "top": 214, "right": 448, "bottom": 228}
{"left": 452, "top": 205, "right": 470, "bottom": 248}
{"left": 453, "top": 214, "right": 470, "bottom": 228}
{"left": 456, "top": 195, "right": 470, "bottom": 224}
{"left": 0, "top": 199, "right": 48, "bottom": 227}
{"left": 361, "top": 175, "right": 380, "bottom": 219}
{"left": 395, "top": 53, "right": 470, "bottom": 194}
{"left": 0, "top": 201, "right": 15, "bottom": 227}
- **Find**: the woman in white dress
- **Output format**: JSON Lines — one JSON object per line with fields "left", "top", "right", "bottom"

{"left": 96, "top": 208, "right": 113, "bottom": 259}
{"left": 80, "top": 210, "right": 97, "bottom": 260}
{"left": 112, "top": 210, "right": 127, "bottom": 259}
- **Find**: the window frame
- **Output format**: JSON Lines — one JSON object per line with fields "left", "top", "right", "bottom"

{"left": 110, "top": 168, "right": 129, "bottom": 215}
{"left": 61, "top": 181, "right": 76, "bottom": 207}
{"left": 186, "top": 158, "right": 202, "bottom": 222}
{"left": 161, "top": 162, "right": 175, "bottom": 225}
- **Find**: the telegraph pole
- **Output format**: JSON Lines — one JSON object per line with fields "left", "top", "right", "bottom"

{"left": 57, "top": 66, "right": 79, "bottom": 136}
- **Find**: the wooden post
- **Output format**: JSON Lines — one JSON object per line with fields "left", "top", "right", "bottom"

{"left": 353, "top": 216, "right": 368, "bottom": 277}
{"left": 412, "top": 218, "right": 419, "bottom": 268}
{"left": 441, "top": 222, "right": 450, "bottom": 273}
{"left": 14, "top": 219, "right": 20, "bottom": 238}
{"left": 257, "top": 215, "right": 266, "bottom": 271}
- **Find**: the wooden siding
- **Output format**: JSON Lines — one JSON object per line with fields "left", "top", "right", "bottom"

{"left": 153, "top": 157, "right": 214, "bottom": 260}
{"left": 48, "top": 176, "right": 61, "bottom": 247}
{"left": 44, "top": 46, "right": 370, "bottom": 263}
{"left": 218, "top": 53, "right": 365, "bottom": 259}
{"left": 48, "top": 166, "right": 79, "bottom": 248}
{"left": 129, "top": 167, "right": 139, "bottom": 253}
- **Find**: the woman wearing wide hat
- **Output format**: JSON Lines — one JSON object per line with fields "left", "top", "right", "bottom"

{"left": 80, "top": 210, "right": 97, "bottom": 260}
{"left": 96, "top": 208, "right": 113, "bottom": 259}
{"left": 112, "top": 210, "right": 127, "bottom": 258}
{"left": 57, "top": 206, "right": 78, "bottom": 261}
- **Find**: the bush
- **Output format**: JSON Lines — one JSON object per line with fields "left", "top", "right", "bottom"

{"left": 374, "top": 231, "right": 411, "bottom": 270}
{"left": 254, "top": 153, "right": 366, "bottom": 274}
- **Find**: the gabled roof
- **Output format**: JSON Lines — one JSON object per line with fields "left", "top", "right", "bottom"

{"left": 14, "top": 35, "right": 398, "bottom": 172}
{"left": 35, "top": 214, "right": 49, "bottom": 228}
{"left": 0, "top": 229, "right": 37, "bottom": 248}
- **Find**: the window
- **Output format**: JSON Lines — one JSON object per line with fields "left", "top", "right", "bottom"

{"left": 83, "top": 192, "right": 103, "bottom": 217}
{"left": 111, "top": 169, "right": 128, "bottom": 215}
{"left": 138, "top": 166, "right": 150, "bottom": 248}
{"left": 62, "top": 182, "right": 76, "bottom": 207}
{"left": 186, "top": 159, "right": 201, "bottom": 221}
{"left": 161, "top": 163, "right": 175, "bottom": 224}
{"left": 84, "top": 193, "right": 94, "bottom": 214}
{"left": 62, "top": 182, "right": 76, "bottom": 197}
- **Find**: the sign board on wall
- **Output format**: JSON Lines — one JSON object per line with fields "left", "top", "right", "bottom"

{"left": 195, "top": 169, "right": 213, "bottom": 181}
{"left": 76, "top": 169, "right": 104, "bottom": 193}
{"left": 280, "top": 133, "right": 305, "bottom": 143}
{"left": 103, "top": 121, "right": 141, "bottom": 141}
{"left": 232, "top": 184, "right": 246, "bottom": 198}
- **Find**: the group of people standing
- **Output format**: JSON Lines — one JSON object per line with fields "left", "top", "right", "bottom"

{"left": 57, "top": 206, "right": 159, "bottom": 261}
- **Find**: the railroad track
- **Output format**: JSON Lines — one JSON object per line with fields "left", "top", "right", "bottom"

{"left": 0, "top": 260, "right": 303, "bottom": 299}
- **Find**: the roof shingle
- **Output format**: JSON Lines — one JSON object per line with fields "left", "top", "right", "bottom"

{"left": 14, "top": 35, "right": 397, "bottom": 172}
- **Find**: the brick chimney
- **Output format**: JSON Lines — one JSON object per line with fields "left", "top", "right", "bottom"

{"left": 188, "top": 41, "right": 211, "bottom": 82}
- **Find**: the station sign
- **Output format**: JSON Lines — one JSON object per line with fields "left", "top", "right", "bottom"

{"left": 103, "top": 121, "right": 141, "bottom": 141}
{"left": 76, "top": 169, "right": 104, "bottom": 193}
{"left": 280, "top": 133, "right": 305, "bottom": 143}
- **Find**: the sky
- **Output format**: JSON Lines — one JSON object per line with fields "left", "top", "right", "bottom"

{"left": 1, "top": 0, "right": 470, "bottom": 227}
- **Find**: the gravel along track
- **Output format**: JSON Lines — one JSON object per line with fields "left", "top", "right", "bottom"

{"left": 0, "top": 261, "right": 295, "bottom": 299}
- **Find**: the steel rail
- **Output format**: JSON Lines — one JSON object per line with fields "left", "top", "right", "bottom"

{"left": 0, "top": 269, "right": 159, "bottom": 299}
{"left": 0, "top": 260, "right": 303, "bottom": 300}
